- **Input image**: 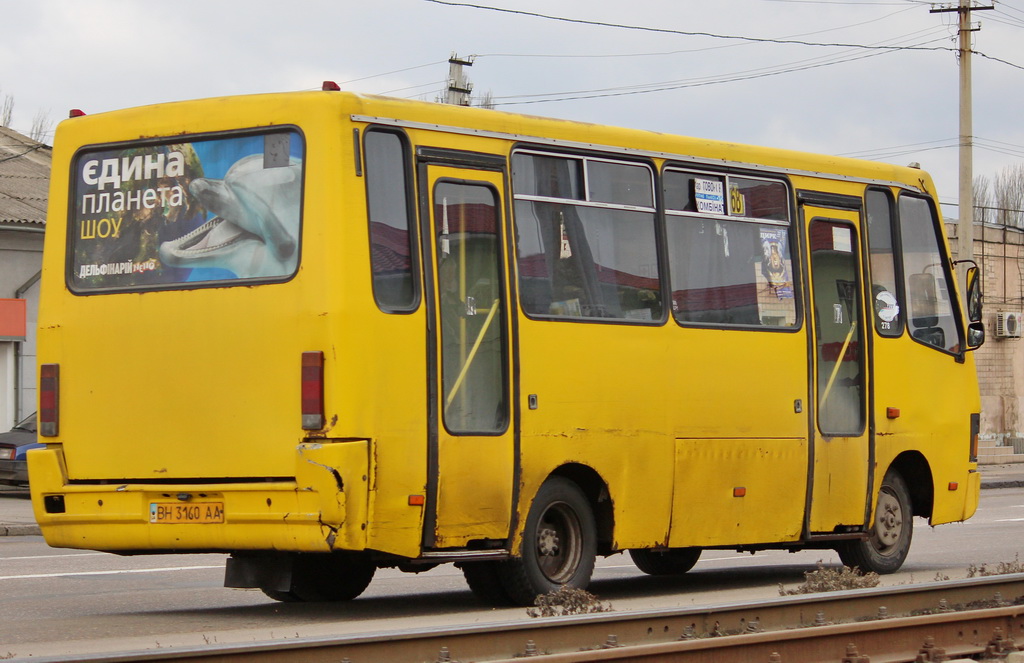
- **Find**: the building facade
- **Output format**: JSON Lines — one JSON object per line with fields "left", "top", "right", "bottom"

{"left": 0, "top": 126, "right": 48, "bottom": 429}
{"left": 949, "top": 220, "right": 1024, "bottom": 459}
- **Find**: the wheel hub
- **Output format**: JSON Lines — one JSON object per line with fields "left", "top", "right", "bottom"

{"left": 538, "top": 527, "right": 560, "bottom": 556}
{"left": 875, "top": 491, "right": 902, "bottom": 549}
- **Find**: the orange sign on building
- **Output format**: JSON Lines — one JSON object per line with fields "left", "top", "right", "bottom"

{"left": 0, "top": 298, "right": 27, "bottom": 340}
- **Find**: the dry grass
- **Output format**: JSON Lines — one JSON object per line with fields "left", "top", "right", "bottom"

{"left": 527, "top": 586, "right": 614, "bottom": 617}
{"left": 779, "top": 562, "right": 880, "bottom": 595}
{"left": 967, "top": 554, "right": 1024, "bottom": 578}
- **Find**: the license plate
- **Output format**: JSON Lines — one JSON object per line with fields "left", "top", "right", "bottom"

{"left": 150, "top": 502, "right": 224, "bottom": 524}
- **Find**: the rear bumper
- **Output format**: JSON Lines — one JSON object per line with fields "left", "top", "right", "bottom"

{"left": 27, "top": 440, "right": 370, "bottom": 553}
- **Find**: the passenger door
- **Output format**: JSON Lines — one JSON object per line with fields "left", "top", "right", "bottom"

{"left": 802, "top": 199, "right": 872, "bottom": 533}
{"left": 419, "top": 156, "right": 516, "bottom": 550}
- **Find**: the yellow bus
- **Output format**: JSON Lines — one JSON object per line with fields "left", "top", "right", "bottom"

{"left": 30, "top": 86, "right": 985, "bottom": 604}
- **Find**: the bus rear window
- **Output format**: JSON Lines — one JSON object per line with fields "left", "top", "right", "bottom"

{"left": 69, "top": 129, "right": 304, "bottom": 293}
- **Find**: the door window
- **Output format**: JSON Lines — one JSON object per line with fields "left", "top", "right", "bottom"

{"left": 810, "top": 219, "right": 865, "bottom": 436}
{"left": 435, "top": 181, "right": 509, "bottom": 434}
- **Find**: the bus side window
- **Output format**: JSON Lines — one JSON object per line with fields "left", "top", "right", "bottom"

{"left": 365, "top": 129, "right": 418, "bottom": 311}
{"left": 865, "top": 189, "right": 902, "bottom": 337}
{"left": 897, "top": 194, "right": 961, "bottom": 353}
{"left": 664, "top": 170, "right": 797, "bottom": 328}
{"left": 511, "top": 152, "right": 661, "bottom": 322}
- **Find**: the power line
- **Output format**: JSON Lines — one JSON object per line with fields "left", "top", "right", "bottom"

{"left": 425, "top": 0, "right": 957, "bottom": 53}
{"left": 489, "top": 34, "right": 946, "bottom": 105}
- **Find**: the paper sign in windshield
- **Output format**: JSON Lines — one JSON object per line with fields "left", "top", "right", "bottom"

{"left": 694, "top": 178, "right": 725, "bottom": 215}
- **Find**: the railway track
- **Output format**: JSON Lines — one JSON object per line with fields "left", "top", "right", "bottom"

{"left": 28, "top": 573, "right": 1024, "bottom": 663}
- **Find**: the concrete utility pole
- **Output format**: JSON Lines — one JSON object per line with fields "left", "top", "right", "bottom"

{"left": 444, "top": 53, "right": 475, "bottom": 106}
{"left": 930, "top": 1, "right": 993, "bottom": 266}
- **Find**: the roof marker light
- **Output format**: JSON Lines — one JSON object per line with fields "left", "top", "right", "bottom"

{"left": 322, "top": 81, "right": 341, "bottom": 91}
{"left": 69, "top": 109, "right": 86, "bottom": 118}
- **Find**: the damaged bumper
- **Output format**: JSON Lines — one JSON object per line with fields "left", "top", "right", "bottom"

{"left": 28, "top": 439, "right": 369, "bottom": 553}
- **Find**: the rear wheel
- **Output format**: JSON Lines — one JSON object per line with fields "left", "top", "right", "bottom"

{"left": 459, "top": 561, "right": 514, "bottom": 605}
{"left": 497, "top": 477, "right": 597, "bottom": 605}
{"left": 261, "top": 552, "right": 376, "bottom": 602}
{"left": 629, "top": 547, "right": 701, "bottom": 576}
{"left": 837, "top": 471, "right": 913, "bottom": 574}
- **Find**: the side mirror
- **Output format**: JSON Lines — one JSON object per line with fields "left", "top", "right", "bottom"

{"left": 968, "top": 322, "right": 985, "bottom": 349}
{"left": 964, "top": 264, "right": 984, "bottom": 350}
{"left": 966, "top": 265, "right": 983, "bottom": 323}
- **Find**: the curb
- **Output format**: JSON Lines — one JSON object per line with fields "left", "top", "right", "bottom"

{"left": 2, "top": 524, "right": 40, "bottom": 536}
{"left": 982, "top": 479, "right": 1024, "bottom": 490}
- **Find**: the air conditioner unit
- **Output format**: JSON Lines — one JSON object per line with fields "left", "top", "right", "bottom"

{"left": 996, "top": 311, "right": 1022, "bottom": 338}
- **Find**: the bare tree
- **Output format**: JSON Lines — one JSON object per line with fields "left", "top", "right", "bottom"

{"left": 29, "top": 109, "right": 52, "bottom": 144}
{"left": 476, "top": 90, "right": 495, "bottom": 110}
{"left": 993, "top": 164, "right": 1024, "bottom": 228}
{"left": 973, "top": 174, "right": 993, "bottom": 226}
{"left": 1, "top": 93, "right": 12, "bottom": 127}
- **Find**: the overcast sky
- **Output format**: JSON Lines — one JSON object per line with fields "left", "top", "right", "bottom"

{"left": 3, "top": 0, "right": 1023, "bottom": 216}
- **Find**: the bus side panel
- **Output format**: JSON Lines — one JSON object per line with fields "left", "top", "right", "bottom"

{"left": 517, "top": 321, "right": 675, "bottom": 551}
{"left": 666, "top": 327, "right": 809, "bottom": 546}
{"left": 670, "top": 438, "right": 806, "bottom": 547}
{"left": 666, "top": 328, "right": 808, "bottom": 440}
{"left": 872, "top": 339, "right": 980, "bottom": 525}
{"left": 331, "top": 131, "right": 429, "bottom": 559}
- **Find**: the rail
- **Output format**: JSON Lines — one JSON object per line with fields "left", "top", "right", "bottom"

{"left": 26, "top": 573, "right": 1024, "bottom": 663}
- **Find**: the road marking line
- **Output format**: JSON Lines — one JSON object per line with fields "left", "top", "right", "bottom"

{"left": 0, "top": 565, "right": 223, "bottom": 581}
{"left": 1, "top": 552, "right": 108, "bottom": 561}
{"left": 993, "top": 518, "right": 1024, "bottom": 522}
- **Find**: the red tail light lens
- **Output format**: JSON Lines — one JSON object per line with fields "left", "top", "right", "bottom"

{"left": 301, "top": 352, "right": 324, "bottom": 430}
{"left": 40, "top": 363, "right": 60, "bottom": 437}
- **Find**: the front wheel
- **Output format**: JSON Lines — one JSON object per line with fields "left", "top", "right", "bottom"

{"left": 497, "top": 476, "right": 597, "bottom": 605}
{"left": 837, "top": 471, "right": 913, "bottom": 574}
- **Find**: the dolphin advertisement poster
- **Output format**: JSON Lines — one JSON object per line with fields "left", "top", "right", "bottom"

{"left": 70, "top": 130, "right": 304, "bottom": 292}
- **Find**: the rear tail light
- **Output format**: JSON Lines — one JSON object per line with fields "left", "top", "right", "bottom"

{"left": 301, "top": 352, "right": 325, "bottom": 430}
{"left": 40, "top": 363, "right": 60, "bottom": 437}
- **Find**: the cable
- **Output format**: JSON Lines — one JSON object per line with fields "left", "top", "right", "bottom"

{"left": 424, "top": 0, "right": 956, "bottom": 54}
{"left": 490, "top": 34, "right": 947, "bottom": 105}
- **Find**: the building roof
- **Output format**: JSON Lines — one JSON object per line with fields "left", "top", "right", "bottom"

{"left": 0, "top": 125, "right": 50, "bottom": 227}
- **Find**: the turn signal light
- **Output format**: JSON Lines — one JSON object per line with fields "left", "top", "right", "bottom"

{"left": 301, "top": 352, "right": 325, "bottom": 430}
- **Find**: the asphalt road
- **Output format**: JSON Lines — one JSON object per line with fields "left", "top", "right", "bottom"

{"left": 1, "top": 487, "right": 1023, "bottom": 660}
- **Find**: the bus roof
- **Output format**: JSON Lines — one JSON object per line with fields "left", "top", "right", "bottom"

{"left": 58, "top": 89, "right": 933, "bottom": 195}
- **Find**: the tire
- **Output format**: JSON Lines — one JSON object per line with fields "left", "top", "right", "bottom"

{"left": 261, "top": 552, "right": 376, "bottom": 602}
{"left": 629, "top": 547, "right": 701, "bottom": 576}
{"left": 459, "top": 561, "right": 514, "bottom": 605}
{"left": 837, "top": 471, "right": 913, "bottom": 574}
{"left": 497, "top": 476, "right": 597, "bottom": 606}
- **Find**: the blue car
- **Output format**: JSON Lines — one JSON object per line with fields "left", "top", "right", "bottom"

{"left": 0, "top": 413, "right": 40, "bottom": 487}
